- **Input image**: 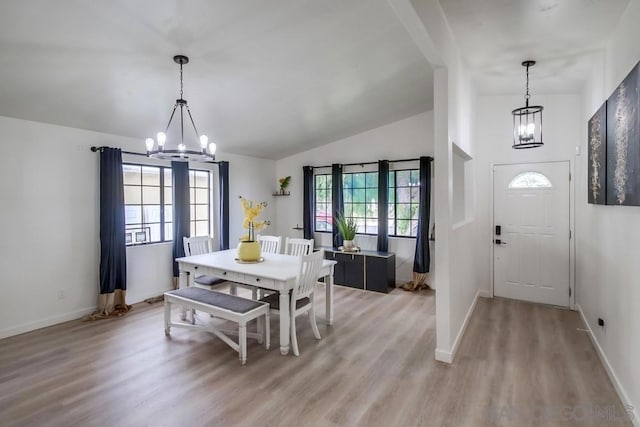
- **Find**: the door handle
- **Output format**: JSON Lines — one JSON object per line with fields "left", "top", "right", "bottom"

{"left": 494, "top": 239, "right": 507, "bottom": 245}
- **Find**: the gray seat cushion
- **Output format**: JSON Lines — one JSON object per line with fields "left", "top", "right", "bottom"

{"left": 259, "top": 292, "right": 310, "bottom": 310}
{"left": 194, "top": 275, "right": 226, "bottom": 287}
{"left": 167, "top": 287, "right": 264, "bottom": 314}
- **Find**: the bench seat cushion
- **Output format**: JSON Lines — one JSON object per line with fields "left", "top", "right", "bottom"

{"left": 259, "top": 292, "right": 310, "bottom": 310}
{"left": 166, "top": 287, "right": 264, "bottom": 314}
{"left": 194, "top": 275, "right": 227, "bottom": 287}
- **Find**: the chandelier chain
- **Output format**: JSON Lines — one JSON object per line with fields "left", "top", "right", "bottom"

{"left": 525, "top": 63, "right": 530, "bottom": 102}
{"left": 179, "top": 63, "right": 184, "bottom": 99}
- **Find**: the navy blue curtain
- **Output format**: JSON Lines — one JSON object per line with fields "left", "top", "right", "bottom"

{"left": 218, "top": 161, "right": 230, "bottom": 250}
{"left": 172, "top": 161, "right": 190, "bottom": 277}
{"left": 99, "top": 148, "right": 127, "bottom": 295}
{"left": 331, "top": 163, "right": 344, "bottom": 248}
{"left": 303, "top": 166, "right": 314, "bottom": 240}
{"left": 413, "top": 157, "right": 432, "bottom": 273}
{"left": 377, "top": 160, "right": 389, "bottom": 252}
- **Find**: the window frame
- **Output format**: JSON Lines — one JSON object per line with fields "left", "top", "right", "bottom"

{"left": 313, "top": 173, "right": 332, "bottom": 233}
{"left": 189, "top": 168, "right": 212, "bottom": 238}
{"left": 342, "top": 171, "right": 379, "bottom": 236}
{"left": 123, "top": 163, "right": 212, "bottom": 246}
{"left": 123, "top": 162, "right": 170, "bottom": 246}
{"left": 388, "top": 168, "right": 420, "bottom": 239}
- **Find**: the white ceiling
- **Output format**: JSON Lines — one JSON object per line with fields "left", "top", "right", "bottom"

{"left": 439, "top": 0, "right": 631, "bottom": 94}
{"left": 0, "top": 0, "right": 434, "bottom": 159}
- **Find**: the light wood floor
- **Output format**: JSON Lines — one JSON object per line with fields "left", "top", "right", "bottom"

{"left": 0, "top": 286, "right": 630, "bottom": 427}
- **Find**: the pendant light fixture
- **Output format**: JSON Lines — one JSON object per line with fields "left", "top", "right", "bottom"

{"left": 512, "top": 60, "right": 543, "bottom": 149}
{"left": 145, "top": 55, "right": 216, "bottom": 162}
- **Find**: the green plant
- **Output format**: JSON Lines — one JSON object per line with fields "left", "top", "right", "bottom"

{"left": 279, "top": 176, "right": 291, "bottom": 191}
{"left": 335, "top": 213, "right": 358, "bottom": 240}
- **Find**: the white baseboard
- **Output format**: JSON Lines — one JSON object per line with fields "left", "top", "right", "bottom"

{"left": 0, "top": 306, "right": 96, "bottom": 340}
{"left": 435, "top": 289, "right": 485, "bottom": 364}
{"left": 577, "top": 304, "right": 639, "bottom": 426}
{"left": 477, "top": 289, "right": 492, "bottom": 298}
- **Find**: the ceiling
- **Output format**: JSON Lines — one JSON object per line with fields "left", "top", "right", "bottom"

{"left": 439, "top": 0, "right": 631, "bottom": 94}
{"left": 0, "top": 0, "right": 434, "bottom": 159}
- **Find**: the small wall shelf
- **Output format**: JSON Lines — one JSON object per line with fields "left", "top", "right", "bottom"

{"left": 272, "top": 191, "right": 291, "bottom": 196}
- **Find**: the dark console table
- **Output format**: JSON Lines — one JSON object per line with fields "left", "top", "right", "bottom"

{"left": 321, "top": 247, "right": 396, "bottom": 293}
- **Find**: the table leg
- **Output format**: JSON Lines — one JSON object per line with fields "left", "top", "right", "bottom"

{"left": 279, "top": 290, "right": 290, "bottom": 355}
{"left": 325, "top": 267, "right": 334, "bottom": 326}
{"left": 179, "top": 265, "right": 188, "bottom": 321}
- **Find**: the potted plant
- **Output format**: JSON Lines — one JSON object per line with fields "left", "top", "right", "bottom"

{"left": 278, "top": 176, "right": 291, "bottom": 195}
{"left": 335, "top": 213, "right": 358, "bottom": 250}
{"left": 237, "top": 196, "right": 270, "bottom": 261}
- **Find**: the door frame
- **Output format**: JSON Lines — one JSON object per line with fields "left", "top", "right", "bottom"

{"left": 489, "top": 160, "right": 575, "bottom": 309}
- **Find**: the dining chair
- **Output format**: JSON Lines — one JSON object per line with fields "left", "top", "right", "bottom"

{"left": 257, "top": 235, "right": 282, "bottom": 254}
{"left": 183, "top": 236, "right": 257, "bottom": 299}
{"left": 284, "top": 237, "right": 314, "bottom": 256}
{"left": 259, "top": 250, "right": 324, "bottom": 356}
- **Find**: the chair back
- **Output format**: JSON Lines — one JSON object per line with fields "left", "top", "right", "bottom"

{"left": 285, "top": 237, "right": 314, "bottom": 256}
{"left": 258, "top": 235, "right": 282, "bottom": 254}
{"left": 183, "top": 236, "right": 214, "bottom": 256}
{"left": 293, "top": 250, "right": 324, "bottom": 302}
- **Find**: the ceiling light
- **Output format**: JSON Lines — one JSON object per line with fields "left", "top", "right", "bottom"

{"left": 512, "top": 60, "right": 543, "bottom": 149}
{"left": 145, "top": 55, "right": 216, "bottom": 162}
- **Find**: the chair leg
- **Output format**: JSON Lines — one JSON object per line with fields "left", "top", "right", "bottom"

{"left": 256, "top": 316, "right": 264, "bottom": 345}
{"left": 230, "top": 284, "right": 238, "bottom": 296}
{"left": 164, "top": 300, "right": 171, "bottom": 336}
{"left": 265, "top": 312, "right": 270, "bottom": 350}
{"left": 291, "top": 314, "right": 300, "bottom": 356}
{"left": 239, "top": 323, "right": 247, "bottom": 365}
{"left": 309, "top": 305, "right": 321, "bottom": 340}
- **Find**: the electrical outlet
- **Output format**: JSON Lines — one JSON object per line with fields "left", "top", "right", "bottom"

{"left": 598, "top": 317, "right": 605, "bottom": 327}
{"left": 58, "top": 290, "right": 65, "bottom": 300}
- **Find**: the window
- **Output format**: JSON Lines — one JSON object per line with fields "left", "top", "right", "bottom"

{"left": 189, "top": 169, "right": 211, "bottom": 237}
{"left": 123, "top": 164, "right": 211, "bottom": 246}
{"left": 312, "top": 168, "right": 421, "bottom": 238}
{"left": 389, "top": 169, "right": 420, "bottom": 237}
{"left": 314, "top": 174, "right": 332, "bottom": 232}
{"left": 508, "top": 172, "right": 552, "bottom": 189}
{"left": 124, "top": 164, "right": 168, "bottom": 245}
{"left": 343, "top": 172, "right": 378, "bottom": 235}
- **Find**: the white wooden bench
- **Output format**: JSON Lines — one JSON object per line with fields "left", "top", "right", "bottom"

{"left": 164, "top": 287, "right": 270, "bottom": 365}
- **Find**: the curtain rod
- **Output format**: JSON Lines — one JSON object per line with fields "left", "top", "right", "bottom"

{"left": 90, "top": 146, "right": 222, "bottom": 164}
{"left": 311, "top": 156, "right": 433, "bottom": 169}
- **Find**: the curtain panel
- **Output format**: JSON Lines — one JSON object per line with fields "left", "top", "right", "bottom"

{"left": 93, "top": 147, "right": 130, "bottom": 319}
{"left": 377, "top": 160, "right": 390, "bottom": 252}
{"left": 331, "top": 163, "right": 344, "bottom": 248}
{"left": 218, "top": 161, "right": 230, "bottom": 250}
{"left": 172, "top": 161, "right": 190, "bottom": 277}
{"left": 413, "top": 156, "right": 432, "bottom": 274}
{"left": 302, "top": 166, "right": 314, "bottom": 240}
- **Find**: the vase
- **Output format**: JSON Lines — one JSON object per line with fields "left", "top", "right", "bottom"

{"left": 343, "top": 239, "right": 357, "bottom": 250}
{"left": 237, "top": 240, "right": 262, "bottom": 262}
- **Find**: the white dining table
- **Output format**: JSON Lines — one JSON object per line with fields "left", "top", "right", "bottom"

{"left": 176, "top": 249, "right": 336, "bottom": 355}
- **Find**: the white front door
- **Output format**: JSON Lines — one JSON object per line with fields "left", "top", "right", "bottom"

{"left": 493, "top": 162, "right": 570, "bottom": 307}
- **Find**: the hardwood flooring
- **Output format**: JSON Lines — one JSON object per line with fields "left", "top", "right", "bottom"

{"left": 0, "top": 286, "right": 630, "bottom": 426}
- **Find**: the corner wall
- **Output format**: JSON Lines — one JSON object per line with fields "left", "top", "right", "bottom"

{"left": 578, "top": 0, "right": 640, "bottom": 418}
{"left": 0, "top": 116, "right": 275, "bottom": 338}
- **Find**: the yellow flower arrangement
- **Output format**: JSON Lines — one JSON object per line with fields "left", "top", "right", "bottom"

{"left": 239, "top": 196, "right": 270, "bottom": 242}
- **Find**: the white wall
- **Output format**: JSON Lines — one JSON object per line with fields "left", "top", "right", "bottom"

{"left": 0, "top": 115, "right": 274, "bottom": 338}
{"left": 578, "top": 0, "right": 640, "bottom": 418}
{"left": 473, "top": 94, "right": 582, "bottom": 295}
{"left": 274, "top": 111, "right": 434, "bottom": 284}
{"left": 405, "top": 0, "right": 480, "bottom": 362}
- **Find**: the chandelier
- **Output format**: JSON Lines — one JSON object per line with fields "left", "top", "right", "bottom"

{"left": 512, "top": 60, "right": 543, "bottom": 149}
{"left": 145, "top": 55, "right": 216, "bottom": 162}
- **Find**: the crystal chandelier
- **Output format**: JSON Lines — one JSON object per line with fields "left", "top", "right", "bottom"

{"left": 145, "top": 55, "right": 216, "bottom": 162}
{"left": 512, "top": 60, "right": 543, "bottom": 149}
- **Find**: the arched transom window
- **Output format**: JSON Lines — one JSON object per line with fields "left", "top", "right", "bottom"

{"left": 508, "top": 172, "right": 552, "bottom": 189}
